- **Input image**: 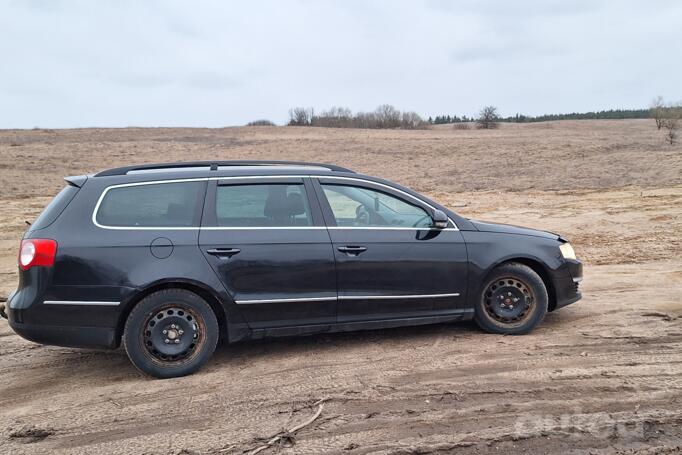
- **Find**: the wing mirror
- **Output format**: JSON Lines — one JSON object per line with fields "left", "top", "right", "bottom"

{"left": 431, "top": 209, "right": 449, "bottom": 229}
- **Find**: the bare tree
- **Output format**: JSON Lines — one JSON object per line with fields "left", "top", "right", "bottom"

{"left": 661, "top": 106, "right": 680, "bottom": 145}
{"left": 476, "top": 106, "right": 500, "bottom": 129}
{"left": 288, "top": 107, "right": 313, "bottom": 126}
{"left": 400, "top": 111, "right": 427, "bottom": 129}
{"left": 314, "top": 106, "right": 353, "bottom": 127}
{"left": 651, "top": 96, "right": 666, "bottom": 130}
{"left": 354, "top": 111, "right": 378, "bottom": 129}
{"left": 375, "top": 104, "right": 402, "bottom": 128}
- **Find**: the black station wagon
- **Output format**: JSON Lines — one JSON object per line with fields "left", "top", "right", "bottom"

{"left": 2, "top": 161, "right": 582, "bottom": 378}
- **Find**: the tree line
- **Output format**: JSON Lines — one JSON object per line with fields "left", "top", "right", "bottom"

{"left": 428, "top": 108, "right": 651, "bottom": 124}
{"left": 287, "top": 105, "right": 428, "bottom": 129}
{"left": 247, "top": 101, "right": 679, "bottom": 143}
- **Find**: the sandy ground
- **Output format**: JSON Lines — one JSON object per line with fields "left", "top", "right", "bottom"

{"left": 0, "top": 120, "right": 681, "bottom": 454}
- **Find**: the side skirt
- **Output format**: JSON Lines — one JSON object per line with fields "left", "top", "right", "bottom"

{"left": 247, "top": 309, "right": 475, "bottom": 340}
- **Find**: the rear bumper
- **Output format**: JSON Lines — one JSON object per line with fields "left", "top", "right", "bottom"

{"left": 552, "top": 259, "right": 583, "bottom": 310}
{"left": 8, "top": 320, "right": 118, "bottom": 349}
{"left": 7, "top": 277, "right": 129, "bottom": 349}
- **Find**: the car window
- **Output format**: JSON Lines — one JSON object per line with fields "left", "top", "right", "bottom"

{"left": 96, "top": 181, "right": 204, "bottom": 227}
{"left": 216, "top": 184, "right": 312, "bottom": 227}
{"left": 321, "top": 184, "right": 431, "bottom": 228}
{"left": 30, "top": 184, "right": 80, "bottom": 231}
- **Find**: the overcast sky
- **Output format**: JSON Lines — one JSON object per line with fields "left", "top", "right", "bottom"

{"left": 1, "top": 0, "right": 680, "bottom": 128}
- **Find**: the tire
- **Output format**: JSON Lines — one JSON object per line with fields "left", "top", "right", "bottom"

{"left": 474, "top": 263, "right": 548, "bottom": 335}
{"left": 123, "top": 289, "right": 219, "bottom": 379}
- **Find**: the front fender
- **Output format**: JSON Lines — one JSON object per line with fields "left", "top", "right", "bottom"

{"left": 461, "top": 231, "right": 566, "bottom": 307}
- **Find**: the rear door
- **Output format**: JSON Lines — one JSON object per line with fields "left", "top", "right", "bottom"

{"left": 312, "top": 177, "right": 468, "bottom": 322}
{"left": 199, "top": 177, "right": 337, "bottom": 329}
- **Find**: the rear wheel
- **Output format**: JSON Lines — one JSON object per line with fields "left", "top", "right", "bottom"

{"left": 123, "top": 289, "right": 219, "bottom": 378}
{"left": 474, "top": 263, "right": 548, "bottom": 335}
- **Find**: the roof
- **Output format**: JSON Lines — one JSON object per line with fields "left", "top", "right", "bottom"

{"left": 94, "top": 160, "right": 354, "bottom": 177}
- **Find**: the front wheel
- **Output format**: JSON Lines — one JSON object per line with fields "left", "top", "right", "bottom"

{"left": 474, "top": 263, "right": 548, "bottom": 335}
{"left": 123, "top": 289, "right": 219, "bottom": 378}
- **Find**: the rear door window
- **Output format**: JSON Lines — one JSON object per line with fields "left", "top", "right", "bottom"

{"left": 96, "top": 181, "right": 205, "bottom": 227}
{"left": 215, "top": 183, "right": 312, "bottom": 227}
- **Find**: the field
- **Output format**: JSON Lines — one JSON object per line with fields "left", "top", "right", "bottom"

{"left": 0, "top": 120, "right": 681, "bottom": 454}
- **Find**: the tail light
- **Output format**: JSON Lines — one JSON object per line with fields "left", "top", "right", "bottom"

{"left": 18, "top": 239, "right": 57, "bottom": 271}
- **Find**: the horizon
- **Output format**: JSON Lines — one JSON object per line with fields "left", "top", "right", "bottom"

{"left": 1, "top": 106, "right": 656, "bottom": 130}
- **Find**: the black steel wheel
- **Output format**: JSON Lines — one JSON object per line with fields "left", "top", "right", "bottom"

{"left": 483, "top": 277, "right": 534, "bottom": 324}
{"left": 474, "top": 263, "right": 548, "bottom": 334}
{"left": 124, "top": 289, "right": 218, "bottom": 378}
{"left": 141, "top": 305, "right": 203, "bottom": 364}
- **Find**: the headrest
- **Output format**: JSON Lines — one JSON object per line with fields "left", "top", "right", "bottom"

{"left": 286, "top": 192, "right": 305, "bottom": 216}
{"left": 264, "top": 186, "right": 291, "bottom": 218}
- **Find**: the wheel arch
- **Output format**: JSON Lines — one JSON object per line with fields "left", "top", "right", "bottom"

{"left": 115, "top": 279, "right": 228, "bottom": 347}
{"left": 483, "top": 257, "right": 557, "bottom": 312}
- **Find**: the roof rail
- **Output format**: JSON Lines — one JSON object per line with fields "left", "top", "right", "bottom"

{"left": 94, "top": 160, "right": 354, "bottom": 177}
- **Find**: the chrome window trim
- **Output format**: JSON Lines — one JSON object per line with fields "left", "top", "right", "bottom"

{"left": 91, "top": 175, "right": 458, "bottom": 231}
{"left": 202, "top": 226, "right": 327, "bottom": 231}
{"left": 43, "top": 300, "right": 120, "bottom": 306}
{"left": 92, "top": 178, "right": 209, "bottom": 230}
{"left": 327, "top": 227, "right": 459, "bottom": 231}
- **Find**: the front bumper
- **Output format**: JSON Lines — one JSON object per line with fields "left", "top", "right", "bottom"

{"left": 552, "top": 259, "right": 583, "bottom": 310}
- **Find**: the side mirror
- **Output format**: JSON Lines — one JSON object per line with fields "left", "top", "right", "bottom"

{"left": 431, "top": 209, "right": 449, "bottom": 229}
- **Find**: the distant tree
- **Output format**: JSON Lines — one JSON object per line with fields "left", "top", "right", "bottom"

{"left": 313, "top": 106, "right": 353, "bottom": 127}
{"left": 427, "top": 116, "right": 433, "bottom": 124}
{"left": 375, "top": 104, "right": 402, "bottom": 128}
{"left": 247, "top": 119, "right": 275, "bottom": 126}
{"left": 661, "top": 105, "right": 681, "bottom": 145}
{"left": 288, "top": 107, "right": 313, "bottom": 126}
{"left": 476, "top": 106, "right": 500, "bottom": 129}
{"left": 651, "top": 96, "right": 666, "bottom": 130}
{"left": 400, "top": 111, "right": 427, "bottom": 129}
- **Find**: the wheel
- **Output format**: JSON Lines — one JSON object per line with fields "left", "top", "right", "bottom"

{"left": 474, "top": 263, "right": 548, "bottom": 335}
{"left": 123, "top": 289, "right": 219, "bottom": 378}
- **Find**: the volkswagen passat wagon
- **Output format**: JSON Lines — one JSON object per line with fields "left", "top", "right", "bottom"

{"left": 3, "top": 161, "right": 582, "bottom": 378}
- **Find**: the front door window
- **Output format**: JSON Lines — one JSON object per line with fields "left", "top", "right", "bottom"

{"left": 321, "top": 184, "right": 432, "bottom": 228}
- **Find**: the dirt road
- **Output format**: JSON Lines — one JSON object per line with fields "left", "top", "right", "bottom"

{"left": 0, "top": 121, "right": 681, "bottom": 454}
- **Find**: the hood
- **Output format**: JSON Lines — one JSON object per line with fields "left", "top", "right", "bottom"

{"left": 469, "top": 219, "right": 559, "bottom": 240}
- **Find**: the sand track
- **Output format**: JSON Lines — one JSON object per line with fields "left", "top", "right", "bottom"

{"left": 0, "top": 121, "right": 680, "bottom": 454}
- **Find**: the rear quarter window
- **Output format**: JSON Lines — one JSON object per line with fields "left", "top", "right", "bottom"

{"left": 95, "top": 181, "right": 205, "bottom": 228}
{"left": 30, "top": 185, "right": 80, "bottom": 231}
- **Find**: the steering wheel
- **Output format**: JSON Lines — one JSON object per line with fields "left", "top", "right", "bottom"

{"left": 412, "top": 214, "right": 431, "bottom": 228}
{"left": 355, "top": 205, "right": 371, "bottom": 226}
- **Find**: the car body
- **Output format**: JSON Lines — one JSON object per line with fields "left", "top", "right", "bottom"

{"left": 3, "top": 161, "right": 582, "bottom": 377}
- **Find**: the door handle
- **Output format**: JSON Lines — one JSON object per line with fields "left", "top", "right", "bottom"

{"left": 337, "top": 245, "right": 367, "bottom": 256}
{"left": 206, "top": 247, "right": 241, "bottom": 258}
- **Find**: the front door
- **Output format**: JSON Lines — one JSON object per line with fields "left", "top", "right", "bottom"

{"left": 199, "top": 178, "right": 337, "bottom": 329}
{"left": 313, "top": 178, "right": 468, "bottom": 322}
